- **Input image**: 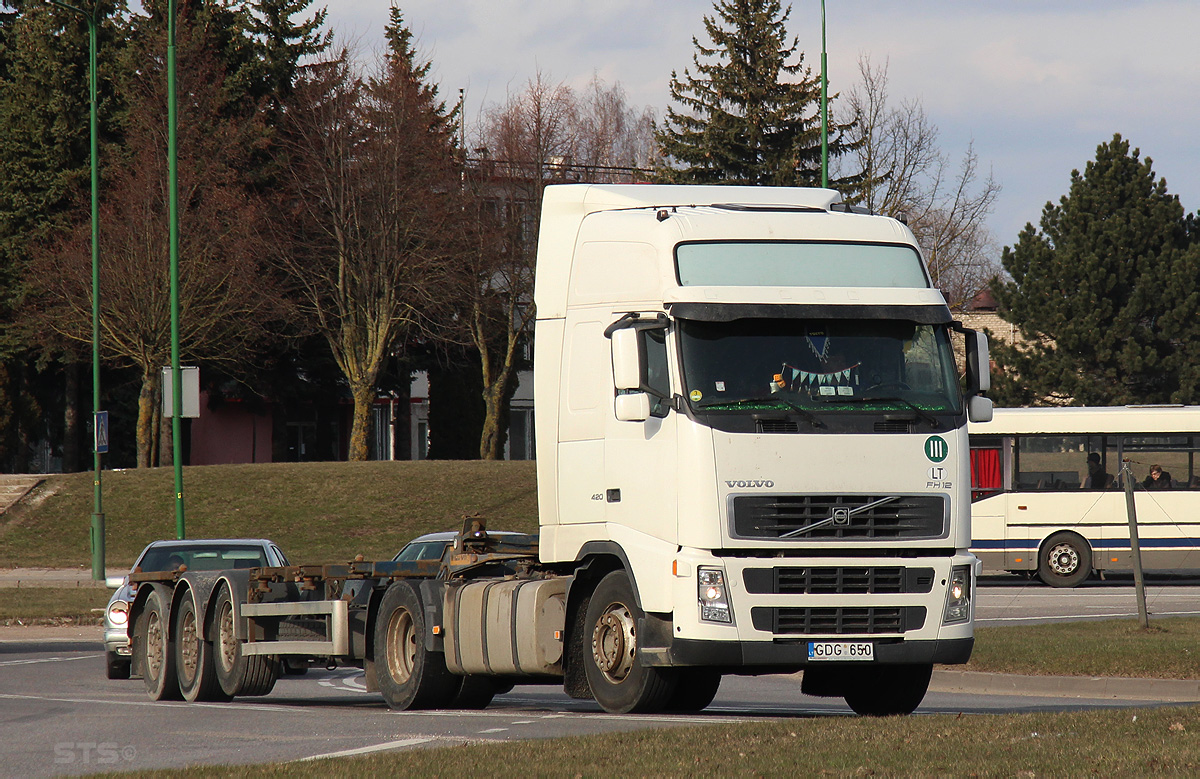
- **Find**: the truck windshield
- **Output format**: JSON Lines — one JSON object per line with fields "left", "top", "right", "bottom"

{"left": 678, "top": 317, "right": 962, "bottom": 415}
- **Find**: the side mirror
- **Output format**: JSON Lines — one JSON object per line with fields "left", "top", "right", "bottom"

{"left": 964, "top": 329, "right": 991, "bottom": 394}
{"left": 968, "top": 395, "right": 993, "bottom": 423}
{"left": 615, "top": 392, "right": 651, "bottom": 422}
{"left": 105, "top": 575, "right": 125, "bottom": 589}
{"left": 611, "top": 327, "right": 643, "bottom": 391}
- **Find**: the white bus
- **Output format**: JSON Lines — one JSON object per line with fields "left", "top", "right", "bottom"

{"left": 969, "top": 406, "right": 1200, "bottom": 587}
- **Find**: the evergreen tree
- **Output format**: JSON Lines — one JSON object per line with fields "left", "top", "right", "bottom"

{"left": 247, "top": 0, "right": 329, "bottom": 110}
{"left": 990, "top": 134, "right": 1199, "bottom": 406}
{"left": 655, "top": 0, "right": 856, "bottom": 187}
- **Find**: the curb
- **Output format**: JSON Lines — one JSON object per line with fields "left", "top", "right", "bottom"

{"left": 931, "top": 669, "right": 1200, "bottom": 702}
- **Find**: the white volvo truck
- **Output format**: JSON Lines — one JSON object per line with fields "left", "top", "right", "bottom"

{"left": 126, "top": 184, "right": 992, "bottom": 716}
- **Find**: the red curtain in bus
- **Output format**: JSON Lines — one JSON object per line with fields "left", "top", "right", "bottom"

{"left": 970, "top": 448, "right": 1002, "bottom": 500}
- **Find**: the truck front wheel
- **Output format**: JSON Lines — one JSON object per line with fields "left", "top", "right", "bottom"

{"left": 374, "top": 581, "right": 458, "bottom": 710}
{"left": 140, "top": 589, "right": 181, "bottom": 701}
{"left": 582, "top": 571, "right": 676, "bottom": 714}
{"left": 842, "top": 664, "right": 932, "bottom": 716}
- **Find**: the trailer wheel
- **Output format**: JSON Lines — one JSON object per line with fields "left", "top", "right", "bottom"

{"left": 105, "top": 650, "right": 131, "bottom": 680}
{"left": 843, "top": 664, "right": 932, "bottom": 716}
{"left": 582, "top": 570, "right": 676, "bottom": 714}
{"left": 667, "top": 668, "right": 722, "bottom": 712}
{"left": 140, "top": 589, "right": 181, "bottom": 701}
{"left": 1038, "top": 531, "right": 1091, "bottom": 588}
{"left": 375, "top": 581, "right": 458, "bottom": 710}
{"left": 173, "top": 595, "right": 230, "bottom": 702}
{"left": 212, "top": 585, "right": 277, "bottom": 698}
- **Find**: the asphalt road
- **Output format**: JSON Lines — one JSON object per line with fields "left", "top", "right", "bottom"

{"left": 2, "top": 578, "right": 1198, "bottom": 776}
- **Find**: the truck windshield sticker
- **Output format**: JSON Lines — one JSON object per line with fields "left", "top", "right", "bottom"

{"left": 690, "top": 389, "right": 703, "bottom": 402}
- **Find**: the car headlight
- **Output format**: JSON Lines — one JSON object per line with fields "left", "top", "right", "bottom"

{"left": 107, "top": 601, "right": 130, "bottom": 627}
{"left": 943, "top": 565, "right": 971, "bottom": 625}
{"left": 698, "top": 567, "right": 733, "bottom": 624}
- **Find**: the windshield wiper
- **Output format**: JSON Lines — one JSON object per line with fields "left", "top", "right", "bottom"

{"left": 833, "top": 395, "right": 942, "bottom": 429}
{"left": 697, "top": 397, "right": 822, "bottom": 427}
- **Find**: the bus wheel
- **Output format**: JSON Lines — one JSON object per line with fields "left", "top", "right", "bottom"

{"left": 582, "top": 570, "right": 677, "bottom": 714}
{"left": 843, "top": 664, "right": 931, "bottom": 716}
{"left": 141, "top": 589, "right": 181, "bottom": 701}
{"left": 212, "top": 585, "right": 277, "bottom": 698}
{"left": 1038, "top": 532, "right": 1091, "bottom": 588}
{"left": 374, "top": 581, "right": 458, "bottom": 710}
{"left": 173, "top": 595, "right": 230, "bottom": 702}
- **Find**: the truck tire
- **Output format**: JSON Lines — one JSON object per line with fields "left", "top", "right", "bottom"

{"left": 374, "top": 581, "right": 459, "bottom": 710}
{"left": 582, "top": 570, "right": 677, "bottom": 714}
{"left": 1038, "top": 531, "right": 1091, "bottom": 588}
{"left": 451, "top": 676, "right": 497, "bottom": 709}
{"left": 140, "top": 589, "right": 182, "bottom": 701}
{"left": 212, "top": 585, "right": 277, "bottom": 698}
{"left": 842, "top": 664, "right": 932, "bottom": 716}
{"left": 173, "top": 595, "right": 230, "bottom": 702}
{"left": 105, "top": 650, "right": 131, "bottom": 680}
{"left": 667, "top": 668, "right": 721, "bottom": 712}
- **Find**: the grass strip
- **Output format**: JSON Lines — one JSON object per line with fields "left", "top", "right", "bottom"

{"left": 0, "top": 586, "right": 109, "bottom": 625}
{"left": 967, "top": 616, "right": 1200, "bottom": 679}
{"left": 96, "top": 704, "right": 1200, "bottom": 778}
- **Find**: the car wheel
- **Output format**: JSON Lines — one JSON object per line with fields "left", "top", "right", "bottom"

{"left": 105, "top": 650, "right": 131, "bottom": 680}
{"left": 582, "top": 571, "right": 676, "bottom": 714}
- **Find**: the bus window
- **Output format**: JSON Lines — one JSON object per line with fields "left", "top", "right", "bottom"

{"left": 1015, "top": 435, "right": 1113, "bottom": 491}
{"left": 970, "top": 445, "right": 1002, "bottom": 501}
{"left": 1120, "top": 435, "right": 1196, "bottom": 489}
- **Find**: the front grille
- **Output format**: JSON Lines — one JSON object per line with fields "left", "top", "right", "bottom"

{"left": 731, "top": 494, "right": 947, "bottom": 540}
{"left": 743, "top": 566, "right": 935, "bottom": 595}
{"left": 751, "top": 606, "right": 926, "bottom": 635}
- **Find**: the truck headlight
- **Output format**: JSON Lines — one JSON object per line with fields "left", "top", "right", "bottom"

{"left": 107, "top": 600, "right": 130, "bottom": 627}
{"left": 698, "top": 567, "right": 733, "bottom": 624}
{"left": 943, "top": 565, "right": 971, "bottom": 625}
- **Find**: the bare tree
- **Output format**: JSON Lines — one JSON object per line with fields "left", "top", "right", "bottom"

{"left": 462, "top": 72, "right": 654, "bottom": 460}
{"left": 275, "top": 24, "right": 459, "bottom": 461}
{"left": 836, "top": 56, "right": 1001, "bottom": 307}
{"left": 25, "top": 13, "right": 281, "bottom": 467}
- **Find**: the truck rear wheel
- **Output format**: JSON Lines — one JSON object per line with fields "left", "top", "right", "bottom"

{"left": 212, "top": 585, "right": 277, "bottom": 698}
{"left": 173, "top": 595, "right": 230, "bottom": 702}
{"left": 843, "top": 664, "right": 932, "bottom": 716}
{"left": 451, "top": 676, "right": 498, "bottom": 709}
{"left": 583, "top": 571, "right": 676, "bottom": 714}
{"left": 374, "top": 581, "right": 458, "bottom": 710}
{"left": 140, "top": 589, "right": 181, "bottom": 701}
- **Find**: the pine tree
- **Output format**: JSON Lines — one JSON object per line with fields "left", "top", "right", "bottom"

{"left": 247, "top": 0, "right": 329, "bottom": 110}
{"left": 655, "top": 0, "right": 855, "bottom": 187}
{"left": 989, "top": 134, "right": 1199, "bottom": 406}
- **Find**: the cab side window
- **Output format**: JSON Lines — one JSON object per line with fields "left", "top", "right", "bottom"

{"left": 643, "top": 329, "right": 670, "bottom": 418}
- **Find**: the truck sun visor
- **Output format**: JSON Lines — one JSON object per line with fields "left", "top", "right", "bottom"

{"left": 667, "top": 302, "right": 953, "bottom": 324}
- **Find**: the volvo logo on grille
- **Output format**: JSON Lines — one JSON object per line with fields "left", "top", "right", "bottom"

{"left": 725, "top": 480, "right": 775, "bottom": 488}
{"left": 779, "top": 496, "right": 901, "bottom": 538}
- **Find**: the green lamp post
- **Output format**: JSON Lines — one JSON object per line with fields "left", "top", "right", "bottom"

{"left": 46, "top": 0, "right": 104, "bottom": 579}
{"left": 167, "top": 0, "right": 186, "bottom": 539}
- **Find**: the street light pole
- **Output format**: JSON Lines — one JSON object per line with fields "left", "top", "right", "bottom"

{"left": 167, "top": 0, "right": 185, "bottom": 539}
{"left": 820, "top": 0, "right": 829, "bottom": 188}
{"left": 47, "top": 0, "right": 104, "bottom": 580}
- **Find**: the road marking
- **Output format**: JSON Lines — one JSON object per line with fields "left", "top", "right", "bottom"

{"left": 0, "top": 692, "right": 308, "bottom": 713}
{"left": 295, "top": 736, "right": 437, "bottom": 761}
{"left": 510, "top": 720, "right": 535, "bottom": 724}
{"left": 478, "top": 727, "right": 508, "bottom": 733}
{"left": 0, "top": 654, "right": 100, "bottom": 667}
{"left": 978, "top": 609, "right": 1200, "bottom": 624}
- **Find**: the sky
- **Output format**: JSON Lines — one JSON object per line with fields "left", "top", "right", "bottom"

{"left": 323, "top": 0, "right": 1200, "bottom": 252}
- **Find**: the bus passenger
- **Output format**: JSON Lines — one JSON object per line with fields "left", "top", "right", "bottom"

{"left": 1143, "top": 464, "right": 1173, "bottom": 490}
{"left": 1082, "top": 452, "right": 1113, "bottom": 489}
